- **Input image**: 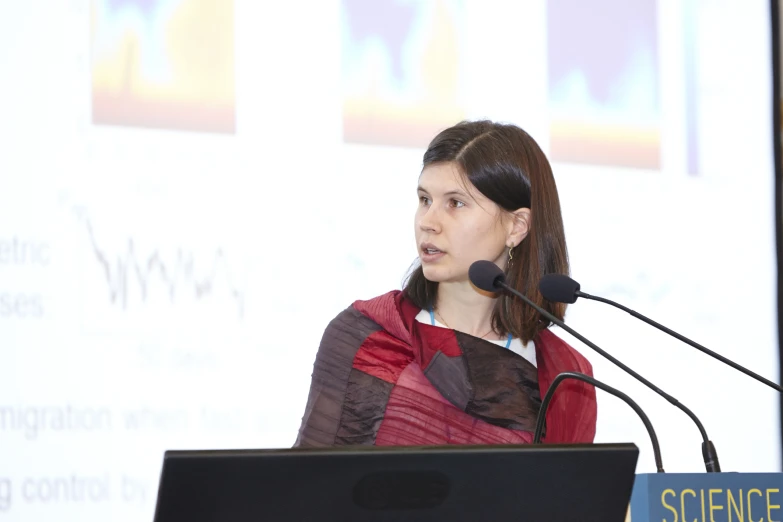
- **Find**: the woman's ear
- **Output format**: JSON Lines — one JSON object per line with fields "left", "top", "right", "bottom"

{"left": 507, "top": 208, "right": 532, "bottom": 247}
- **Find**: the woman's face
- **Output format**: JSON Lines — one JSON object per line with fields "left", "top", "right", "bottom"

{"left": 415, "top": 162, "right": 510, "bottom": 284}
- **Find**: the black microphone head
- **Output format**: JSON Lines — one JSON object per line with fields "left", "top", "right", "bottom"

{"left": 469, "top": 260, "right": 506, "bottom": 292}
{"left": 539, "top": 274, "right": 581, "bottom": 304}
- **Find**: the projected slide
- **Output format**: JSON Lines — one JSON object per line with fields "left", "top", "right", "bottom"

{"left": 341, "top": 0, "right": 464, "bottom": 148}
{"left": 90, "top": 0, "right": 235, "bottom": 133}
{"left": 547, "top": 0, "right": 660, "bottom": 169}
{"left": 0, "top": 2, "right": 778, "bottom": 521}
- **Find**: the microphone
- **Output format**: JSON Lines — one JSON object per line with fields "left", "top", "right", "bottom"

{"left": 539, "top": 273, "right": 783, "bottom": 393}
{"left": 533, "top": 371, "right": 665, "bottom": 473}
{"left": 468, "top": 260, "right": 721, "bottom": 473}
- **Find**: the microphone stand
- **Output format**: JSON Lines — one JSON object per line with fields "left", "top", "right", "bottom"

{"left": 534, "top": 371, "right": 665, "bottom": 473}
{"left": 495, "top": 279, "right": 721, "bottom": 472}
{"left": 577, "top": 290, "right": 783, "bottom": 393}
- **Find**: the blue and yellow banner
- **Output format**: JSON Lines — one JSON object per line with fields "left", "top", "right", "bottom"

{"left": 630, "top": 473, "right": 783, "bottom": 522}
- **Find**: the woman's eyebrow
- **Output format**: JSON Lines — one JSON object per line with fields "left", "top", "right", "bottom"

{"left": 416, "top": 186, "right": 470, "bottom": 199}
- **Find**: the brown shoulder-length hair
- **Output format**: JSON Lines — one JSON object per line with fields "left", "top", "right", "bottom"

{"left": 403, "top": 120, "right": 569, "bottom": 344}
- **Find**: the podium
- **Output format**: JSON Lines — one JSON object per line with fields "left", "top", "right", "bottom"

{"left": 629, "top": 472, "right": 783, "bottom": 522}
{"left": 152, "top": 443, "right": 638, "bottom": 521}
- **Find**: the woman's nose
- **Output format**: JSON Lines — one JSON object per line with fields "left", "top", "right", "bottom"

{"left": 418, "top": 206, "right": 441, "bottom": 233}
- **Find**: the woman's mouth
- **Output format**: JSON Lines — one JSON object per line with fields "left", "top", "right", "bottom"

{"left": 420, "top": 244, "right": 446, "bottom": 263}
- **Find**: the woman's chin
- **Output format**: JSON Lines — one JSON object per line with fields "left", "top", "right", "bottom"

{"left": 422, "top": 266, "right": 468, "bottom": 284}
{"left": 421, "top": 266, "right": 446, "bottom": 282}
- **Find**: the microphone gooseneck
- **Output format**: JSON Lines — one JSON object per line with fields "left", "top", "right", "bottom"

{"left": 534, "top": 371, "right": 665, "bottom": 473}
{"left": 469, "top": 260, "right": 721, "bottom": 473}
{"left": 539, "top": 273, "right": 783, "bottom": 394}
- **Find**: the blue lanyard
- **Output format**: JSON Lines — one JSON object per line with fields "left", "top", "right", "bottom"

{"left": 429, "top": 308, "right": 512, "bottom": 349}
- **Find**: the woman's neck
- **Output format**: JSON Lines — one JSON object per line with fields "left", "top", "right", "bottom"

{"left": 434, "top": 282, "right": 502, "bottom": 340}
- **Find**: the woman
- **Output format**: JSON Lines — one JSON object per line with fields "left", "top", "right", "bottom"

{"left": 295, "top": 120, "right": 596, "bottom": 447}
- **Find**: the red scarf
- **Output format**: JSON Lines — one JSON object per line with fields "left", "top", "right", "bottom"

{"left": 295, "top": 290, "right": 596, "bottom": 447}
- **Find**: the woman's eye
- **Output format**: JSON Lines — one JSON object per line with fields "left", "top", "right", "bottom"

{"left": 449, "top": 199, "right": 465, "bottom": 208}
{"left": 419, "top": 196, "right": 431, "bottom": 205}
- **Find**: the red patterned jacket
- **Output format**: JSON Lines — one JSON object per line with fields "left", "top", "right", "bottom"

{"left": 295, "top": 290, "right": 596, "bottom": 446}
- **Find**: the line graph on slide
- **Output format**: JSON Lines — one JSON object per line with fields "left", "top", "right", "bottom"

{"left": 74, "top": 208, "right": 246, "bottom": 319}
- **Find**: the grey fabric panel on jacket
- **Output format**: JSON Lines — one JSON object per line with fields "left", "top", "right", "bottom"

{"left": 294, "top": 306, "right": 381, "bottom": 447}
{"left": 456, "top": 331, "right": 542, "bottom": 431}
{"left": 423, "top": 351, "right": 471, "bottom": 410}
{"left": 334, "top": 368, "right": 394, "bottom": 445}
